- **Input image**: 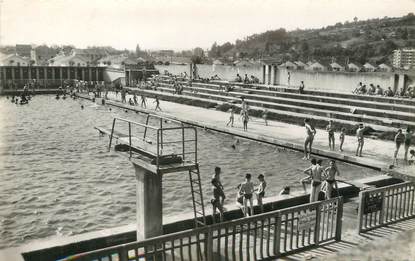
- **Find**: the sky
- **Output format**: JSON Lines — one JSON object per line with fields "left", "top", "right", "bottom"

{"left": 1, "top": 0, "right": 414, "bottom": 51}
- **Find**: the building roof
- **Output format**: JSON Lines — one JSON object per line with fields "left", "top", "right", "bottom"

{"left": 98, "top": 54, "right": 137, "bottom": 65}
{"left": 15, "top": 44, "right": 32, "bottom": 57}
{"left": 347, "top": 62, "right": 363, "bottom": 68}
{"left": 0, "top": 53, "right": 30, "bottom": 64}
{"left": 294, "top": 61, "right": 307, "bottom": 67}
{"left": 49, "top": 54, "right": 89, "bottom": 65}
{"left": 363, "top": 62, "right": 376, "bottom": 68}
{"left": 378, "top": 63, "right": 392, "bottom": 68}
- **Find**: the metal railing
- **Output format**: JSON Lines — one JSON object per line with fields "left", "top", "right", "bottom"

{"left": 58, "top": 197, "right": 343, "bottom": 261}
{"left": 108, "top": 116, "right": 198, "bottom": 170}
{"left": 357, "top": 181, "right": 415, "bottom": 233}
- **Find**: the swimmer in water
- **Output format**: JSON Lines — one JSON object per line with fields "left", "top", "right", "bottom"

{"left": 279, "top": 186, "right": 290, "bottom": 195}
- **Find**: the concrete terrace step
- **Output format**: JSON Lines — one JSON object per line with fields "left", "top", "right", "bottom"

{"left": 159, "top": 82, "right": 415, "bottom": 122}
{"left": 173, "top": 80, "right": 415, "bottom": 114}
{"left": 127, "top": 87, "right": 401, "bottom": 133}
{"left": 154, "top": 84, "right": 415, "bottom": 130}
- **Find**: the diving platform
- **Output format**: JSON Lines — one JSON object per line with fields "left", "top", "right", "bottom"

{"left": 95, "top": 114, "right": 206, "bottom": 242}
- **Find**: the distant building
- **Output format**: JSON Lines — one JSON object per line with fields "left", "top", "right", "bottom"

{"left": 71, "top": 48, "right": 108, "bottom": 64}
{"left": 294, "top": 61, "right": 307, "bottom": 70}
{"left": 31, "top": 46, "right": 59, "bottom": 65}
{"left": 393, "top": 49, "right": 415, "bottom": 69}
{"left": 363, "top": 62, "right": 376, "bottom": 72}
{"left": 377, "top": 63, "right": 393, "bottom": 72}
{"left": 279, "top": 61, "right": 297, "bottom": 70}
{"left": 0, "top": 53, "right": 30, "bottom": 66}
{"left": 329, "top": 62, "right": 345, "bottom": 72}
{"left": 347, "top": 62, "right": 362, "bottom": 72}
{"left": 49, "top": 54, "right": 88, "bottom": 67}
{"left": 98, "top": 54, "right": 138, "bottom": 69}
{"left": 308, "top": 61, "right": 327, "bottom": 71}
{"left": 15, "top": 44, "right": 32, "bottom": 58}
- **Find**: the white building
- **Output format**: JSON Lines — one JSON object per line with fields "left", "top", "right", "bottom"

{"left": 0, "top": 54, "right": 30, "bottom": 66}
{"left": 308, "top": 61, "right": 327, "bottom": 71}
{"left": 378, "top": 63, "right": 393, "bottom": 72}
{"left": 363, "top": 62, "right": 376, "bottom": 72}
{"left": 49, "top": 54, "right": 88, "bottom": 66}
{"left": 393, "top": 49, "right": 415, "bottom": 69}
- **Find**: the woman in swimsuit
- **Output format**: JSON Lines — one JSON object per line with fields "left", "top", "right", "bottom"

{"left": 239, "top": 173, "right": 255, "bottom": 217}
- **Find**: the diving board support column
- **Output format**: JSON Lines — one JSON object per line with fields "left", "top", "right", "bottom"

{"left": 134, "top": 163, "right": 163, "bottom": 241}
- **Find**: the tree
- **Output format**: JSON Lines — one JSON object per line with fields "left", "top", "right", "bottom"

{"left": 135, "top": 44, "right": 141, "bottom": 57}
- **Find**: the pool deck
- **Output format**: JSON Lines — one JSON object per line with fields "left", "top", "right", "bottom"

{"left": 81, "top": 92, "right": 414, "bottom": 176}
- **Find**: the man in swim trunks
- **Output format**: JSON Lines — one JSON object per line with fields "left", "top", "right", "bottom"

{"left": 324, "top": 160, "right": 340, "bottom": 199}
{"left": 339, "top": 127, "right": 346, "bottom": 152}
{"left": 302, "top": 158, "right": 316, "bottom": 193}
{"left": 310, "top": 159, "right": 323, "bottom": 202}
{"left": 212, "top": 167, "right": 224, "bottom": 190}
{"left": 404, "top": 128, "right": 412, "bottom": 163}
{"left": 303, "top": 119, "right": 316, "bottom": 160}
{"left": 239, "top": 173, "right": 255, "bottom": 217}
{"left": 255, "top": 174, "right": 267, "bottom": 213}
{"left": 393, "top": 129, "right": 405, "bottom": 166}
{"left": 211, "top": 178, "right": 226, "bottom": 223}
{"left": 326, "top": 120, "right": 335, "bottom": 150}
{"left": 356, "top": 123, "right": 365, "bottom": 157}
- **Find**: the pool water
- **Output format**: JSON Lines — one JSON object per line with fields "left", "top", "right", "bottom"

{"left": 0, "top": 95, "right": 379, "bottom": 249}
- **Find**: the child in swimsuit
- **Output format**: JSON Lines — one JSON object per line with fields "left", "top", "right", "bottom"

{"left": 226, "top": 107, "right": 235, "bottom": 127}
{"left": 339, "top": 127, "right": 346, "bottom": 152}
{"left": 239, "top": 173, "right": 255, "bottom": 217}
{"left": 326, "top": 120, "right": 335, "bottom": 150}
{"left": 324, "top": 160, "right": 340, "bottom": 199}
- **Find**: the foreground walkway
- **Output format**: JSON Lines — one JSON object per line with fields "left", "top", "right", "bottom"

{"left": 106, "top": 91, "right": 414, "bottom": 176}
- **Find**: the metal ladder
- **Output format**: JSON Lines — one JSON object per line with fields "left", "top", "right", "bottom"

{"left": 189, "top": 165, "right": 206, "bottom": 227}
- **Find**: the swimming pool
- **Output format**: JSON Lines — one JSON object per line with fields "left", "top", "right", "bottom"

{"left": 0, "top": 95, "right": 379, "bottom": 249}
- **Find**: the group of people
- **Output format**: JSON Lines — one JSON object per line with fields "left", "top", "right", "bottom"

{"left": 125, "top": 92, "right": 161, "bottom": 111}
{"left": 352, "top": 82, "right": 415, "bottom": 98}
{"left": 234, "top": 74, "right": 260, "bottom": 84}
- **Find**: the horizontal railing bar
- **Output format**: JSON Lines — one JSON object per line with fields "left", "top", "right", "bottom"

{"left": 113, "top": 117, "right": 159, "bottom": 130}
{"left": 361, "top": 181, "right": 413, "bottom": 195}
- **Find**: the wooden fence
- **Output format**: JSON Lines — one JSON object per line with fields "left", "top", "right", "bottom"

{"left": 58, "top": 197, "right": 343, "bottom": 261}
{"left": 357, "top": 181, "right": 415, "bottom": 233}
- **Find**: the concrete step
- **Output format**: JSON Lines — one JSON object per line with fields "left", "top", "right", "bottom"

{"left": 127, "top": 87, "right": 401, "bottom": 134}
{"left": 154, "top": 84, "right": 415, "bottom": 130}
{"left": 159, "top": 82, "right": 415, "bottom": 122}
{"left": 166, "top": 80, "right": 415, "bottom": 114}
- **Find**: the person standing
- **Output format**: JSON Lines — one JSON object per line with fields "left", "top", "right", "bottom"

{"left": 211, "top": 178, "right": 225, "bottom": 223}
{"left": 404, "top": 128, "right": 412, "bottom": 163}
{"left": 287, "top": 72, "right": 291, "bottom": 86}
{"left": 239, "top": 173, "right": 255, "bottom": 217}
{"left": 393, "top": 129, "right": 405, "bottom": 166}
{"left": 140, "top": 94, "right": 147, "bottom": 108}
{"left": 324, "top": 160, "right": 340, "bottom": 199}
{"left": 356, "top": 123, "right": 365, "bottom": 157}
{"left": 339, "top": 127, "right": 346, "bottom": 152}
{"left": 299, "top": 81, "right": 305, "bottom": 94}
{"left": 262, "top": 109, "right": 269, "bottom": 126}
{"left": 242, "top": 111, "right": 249, "bottom": 132}
{"left": 303, "top": 119, "right": 316, "bottom": 160}
{"left": 326, "top": 120, "right": 335, "bottom": 150}
{"left": 154, "top": 95, "right": 162, "bottom": 111}
{"left": 301, "top": 158, "right": 316, "bottom": 193}
{"left": 226, "top": 107, "right": 235, "bottom": 127}
{"left": 310, "top": 159, "right": 323, "bottom": 202}
{"left": 255, "top": 174, "right": 267, "bottom": 213}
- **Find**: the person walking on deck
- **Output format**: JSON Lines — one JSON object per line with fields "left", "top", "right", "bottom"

{"left": 404, "top": 128, "right": 413, "bottom": 163}
{"left": 262, "top": 108, "right": 269, "bottom": 126}
{"left": 133, "top": 93, "right": 138, "bottom": 106}
{"left": 326, "top": 120, "right": 335, "bottom": 150}
{"left": 356, "top": 123, "right": 365, "bottom": 157}
{"left": 255, "top": 174, "right": 267, "bottom": 213}
{"left": 140, "top": 94, "right": 147, "bottom": 108}
{"left": 239, "top": 173, "right": 255, "bottom": 217}
{"left": 303, "top": 119, "right": 316, "bottom": 160}
{"left": 299, "top": 81, "right": 305, "bottom": 94}
{"left": 323, "top": 160, "right": 340, "bottom": 199}
{"left": 211, "top": 178, "right": 225, "bottom": 223}
{"left": 154, "top": 95, "right": 161, "bottom": 111}
{"left": 241, "top": 110, "right": 249, "bottom": 132}
{"left": 339, "top": 127, "right": 346, "bottom": 152}
{"left": 226, "top": 107, "right": 235, "bottom": 127}
{"left": 393, "top": 129, "right": 405, "bottom": 166}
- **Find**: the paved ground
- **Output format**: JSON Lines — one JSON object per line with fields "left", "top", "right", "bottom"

{"left": 106, "top": 91, "right": 414, "bottom": 176}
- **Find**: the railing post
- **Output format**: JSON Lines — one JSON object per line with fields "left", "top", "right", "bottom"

{"left": 119, "top": 245, "right": 128, "bottom": 261}
{"left": 143, "top": 114, "right": 150, "bottom": 140}
{"left": 314, "top": 203, "right": 321, "bottom": 246}
{"left": 206, "top": 227, "right": 214, "bottom": 261}
{"left": 275, "top": 212, "right": 281, "bottom": 257}
{"left": 357, "top": 191, "right": 364, "bottom": 233}
{"left": 335, "top": 197, "right": 343, "bottom": 241}
{"left": 379, "top": 191, "right": 385, "bottom": 227}
{"left": 108, "top": 118, "right": 116, "bottom": 151}
{"left": 182, "top": 126, "right": 185, "bottom": 161}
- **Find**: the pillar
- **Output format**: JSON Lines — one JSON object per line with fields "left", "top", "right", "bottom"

{"left": 88, "top": 68, "right": 92, "bottom": 81}
{"left": 270, "top": 65, "right": 275, "bottom": 85}
{"left": 134, "top": 164, "right": 163, "bottom": 241}
{"left": 81, "top": 68, "right": 85, "bottom": 80}
{"left": 267, "top": 65, "right": 271, "bottom": 85}
{"left": 96, "top": 69, "right": 99, "bottom": 82}
{"left": 262, "top": 65, "right": 266, "bottom": 84}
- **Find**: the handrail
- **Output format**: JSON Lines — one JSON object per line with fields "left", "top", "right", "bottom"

{"left": 58, "top": 197, "right": 343, "bottom": 261}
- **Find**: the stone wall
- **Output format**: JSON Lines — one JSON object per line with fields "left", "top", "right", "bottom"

{"left": 275, "top": 67, "right": 395, "bottom": 93}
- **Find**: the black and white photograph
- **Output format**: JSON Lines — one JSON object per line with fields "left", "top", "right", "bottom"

{"left": 0, "top": 0, "right": 415, "bottom": 260}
